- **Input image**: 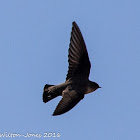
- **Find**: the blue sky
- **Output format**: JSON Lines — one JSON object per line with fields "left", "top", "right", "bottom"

{"left": 0, "top": 0, "right": 140, "bottom": 139}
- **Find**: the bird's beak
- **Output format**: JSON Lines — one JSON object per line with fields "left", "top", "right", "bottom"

{"left": 99, "top": 87, "right": 101, "bottom": 88}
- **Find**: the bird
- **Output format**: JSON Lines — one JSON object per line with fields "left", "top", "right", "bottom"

{"left": 43, "top": 21, "right": 101, "bottom": 116}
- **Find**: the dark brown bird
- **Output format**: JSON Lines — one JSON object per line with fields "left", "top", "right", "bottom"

{"left": 43, "top": 21, "right": 101, "bottom": 116}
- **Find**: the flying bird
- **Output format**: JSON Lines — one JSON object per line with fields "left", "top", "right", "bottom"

{"left": 43, "top": 21, "right": 101, "bottom": 116}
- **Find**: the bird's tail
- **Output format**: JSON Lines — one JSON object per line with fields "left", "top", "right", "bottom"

{"left": 43, "top": 84, "right": 60, "bottom": 103}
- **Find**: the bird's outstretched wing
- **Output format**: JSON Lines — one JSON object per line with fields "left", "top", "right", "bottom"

{"left": 66, "top": 21, "right": 91, "bottom": 80}
{"left": 53, "top": 88, "right": 84, "bottom": 116}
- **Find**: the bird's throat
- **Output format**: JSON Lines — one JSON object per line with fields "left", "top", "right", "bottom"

{"left": 85, "top": 86, "right": 96, "bottom": 94}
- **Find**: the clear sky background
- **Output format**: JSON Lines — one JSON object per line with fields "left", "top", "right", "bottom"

{"left": 0, "top": 0, "right": 140, "bottom": 140}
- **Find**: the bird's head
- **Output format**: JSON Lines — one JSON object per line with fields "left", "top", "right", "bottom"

{"left": 86, "top": 81, "right": 101, "bottom": 94}
{"left": 92, "top": 81, "right": 101, "bottom": 89}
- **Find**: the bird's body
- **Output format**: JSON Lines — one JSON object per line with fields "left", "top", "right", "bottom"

{"left": 43, "top": 21, "right": 100, "bottom": 116}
